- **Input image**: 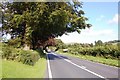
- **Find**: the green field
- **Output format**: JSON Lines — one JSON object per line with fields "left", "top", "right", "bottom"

{"left": 2, "top": 58, "right": 46, "bottom": 78}
{"left": 0, "top": 59, "right": 2, "bottom": 79}
{"left": 57, "top": 51, "right": 119, "bottom": 67}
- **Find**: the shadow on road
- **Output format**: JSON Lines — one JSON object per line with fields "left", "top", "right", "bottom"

{"left": 47, "top": 52, "right": 70, "bottom": 60}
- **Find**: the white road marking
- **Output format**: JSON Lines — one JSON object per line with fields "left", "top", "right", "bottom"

{"left": 81, "top": 66, "right": 86, "bottom": 69}
{"left": 47, "top": 53, "right": 53, "bottom": 79}
{"left": 52, "top": 53, "right": 106, "bottom": 79}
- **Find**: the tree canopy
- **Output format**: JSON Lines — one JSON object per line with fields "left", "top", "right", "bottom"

{"left": 1, "top": 1, "right": 91, "bottom": 50}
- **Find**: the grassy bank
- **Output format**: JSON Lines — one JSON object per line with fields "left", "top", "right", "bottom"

{"left": 0, "top": 59, "right": 2, "bottom": 79}
{"left": 2, "top": 57, "right": 46, "bottom": 78}
{"left": 1, "top": 42, "right": 47, "bottom": 78}
{"left": 57, "top": 51, "right": 119, "bottom": 67}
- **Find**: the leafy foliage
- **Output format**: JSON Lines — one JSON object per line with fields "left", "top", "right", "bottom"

{"left": 1, "top": 2, "right": 91, "bottom": 49}
{"left": 95, "top": 40, "right": 103, "bottom": 46}
{"left": 1, "top": 42, "right": 44, "bottom": 66}
{"left": 55, "top": 39, "right": 67, "bottom": 49}
{"left": 7, "top": 37, "right": 21, "bottom": 48}
{"left": 56, "top": 40, "right": 120, "bottom": 59}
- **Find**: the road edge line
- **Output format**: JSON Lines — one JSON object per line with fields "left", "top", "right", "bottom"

{"left": 47, "top": 53, "right": 53, "bottom": 79}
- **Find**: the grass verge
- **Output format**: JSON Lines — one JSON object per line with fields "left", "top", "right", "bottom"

{"left": 0, "top": 59, "right": 2, "bottom": 79}
{"left": 2, "top": 57, "right": 46, "bottom": 78}
{"left": 57, "top": 51, "right": 119, "bottom": 67}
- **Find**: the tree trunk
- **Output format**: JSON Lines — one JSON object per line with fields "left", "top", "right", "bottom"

{"left": 23, "top": 44, "right": 30, "bottom": 50}
{"left": 23, "top": 23, "right": 31, "bottom": 50}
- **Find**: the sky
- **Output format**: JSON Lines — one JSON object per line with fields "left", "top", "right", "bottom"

{"left": 57, "top": 2, "right": 118, "bottom": 44}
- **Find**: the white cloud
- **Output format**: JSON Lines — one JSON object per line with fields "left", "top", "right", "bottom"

{"left": 108, "top": 14, "right": 119, "bottom": 24}
{"left": 96, "top": 15, "right": 105, "bottom": 21}
{"left": 57, "top": 27, "right": 117, "bottom": 44}
{"left": 81, "top": 28, "right": 113, "bottom": 36}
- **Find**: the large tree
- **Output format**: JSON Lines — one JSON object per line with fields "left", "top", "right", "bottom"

{"left": 1, "top": 1, "right": 91, "bottom": 50}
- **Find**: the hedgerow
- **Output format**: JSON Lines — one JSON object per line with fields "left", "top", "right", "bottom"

{"left": 66, "top": 44, "right": 120, "bottom": 59}
{"left": 1, "top": 42, "right": 43, "bottom": 66}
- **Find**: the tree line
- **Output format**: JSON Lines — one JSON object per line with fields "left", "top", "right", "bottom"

{"left": 56, "top": 39, "right": 120, "bottom": 59}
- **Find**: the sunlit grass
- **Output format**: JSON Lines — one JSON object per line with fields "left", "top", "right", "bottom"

{"left": 0, "top": 59, "right": 2, "bottom": 79}
{"left": 57, "top": 51, "right": 119, "bottom": 67}
{"left": 0, "top": 42, "right": 47, "bottom": 78}
{"left": 2, "top": 58, "right": 46, "bottom": 78}
{"left": 0, "top": 50, "right": 2, "bottom": 79}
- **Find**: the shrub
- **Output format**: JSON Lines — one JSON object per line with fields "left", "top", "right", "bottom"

{"left": 19, "top": 50, "right": 40, "bottom": 66}
{"left": 1, "top": 42, "right": 42, "bottom": 66}
{"left": 65, "top": 44, "right": 119, "bottom": 59}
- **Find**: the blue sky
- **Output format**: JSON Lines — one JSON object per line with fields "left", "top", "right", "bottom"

{"left": 58, "top": 2, "right": 118, "bottom": 43}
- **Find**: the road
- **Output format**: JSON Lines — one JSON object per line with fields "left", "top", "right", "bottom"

{"left": 46, "top": 52, "right": 119, "bottom": 80}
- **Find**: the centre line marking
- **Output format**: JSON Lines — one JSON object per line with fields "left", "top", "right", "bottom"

{"left": 52, "top": 53, "right": 106, "bottom": 79}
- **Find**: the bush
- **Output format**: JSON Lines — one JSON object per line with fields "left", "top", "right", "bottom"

{"left": 65, "top": 44, "right": 120, "bottom": 59}
{"left": 2, "top": 43, "right": 13, "bottom": 60}
{"left": 19, "top": 50, "right": 40, "bottom": 66}
{"left": 1, "top": 42, "right": 42, "bottom": 66}
{"left": 8, "top": 38, "right": 21, "bottom": 48}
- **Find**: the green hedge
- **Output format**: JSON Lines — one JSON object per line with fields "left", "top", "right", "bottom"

{"left": 1, "top": 43, "right": 42, "bottom": 66}
{"left": 19, "top": 50, "right": 40, "bottom": 66}
{"left": 67, "top": 45, "right": 120, "bottom": 59}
